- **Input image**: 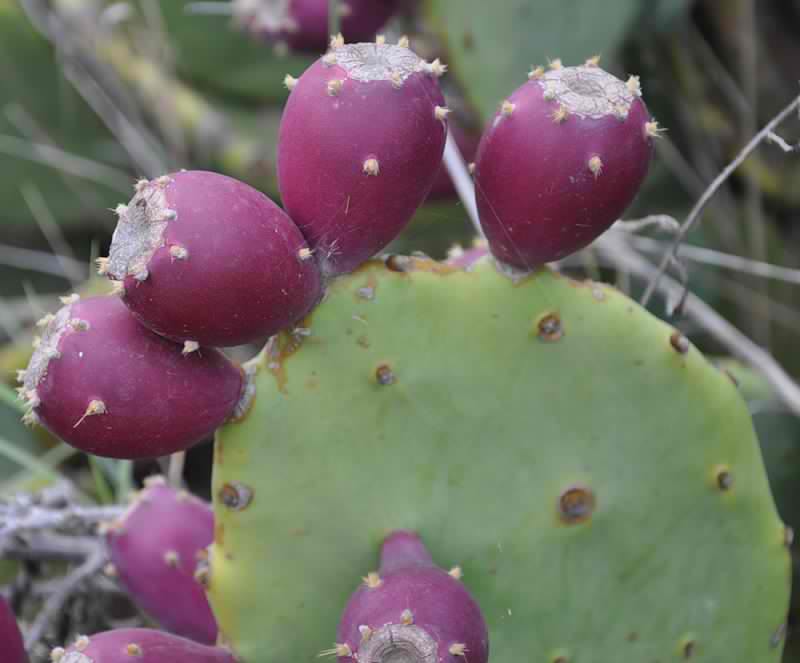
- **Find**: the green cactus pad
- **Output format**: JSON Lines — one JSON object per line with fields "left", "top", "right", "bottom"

{"left": 209, "top": 257, "right": 789, "bottom": 663}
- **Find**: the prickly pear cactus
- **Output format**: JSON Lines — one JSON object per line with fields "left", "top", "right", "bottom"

{"left": 209, "top": 256, "right": 790, "bottom": 663}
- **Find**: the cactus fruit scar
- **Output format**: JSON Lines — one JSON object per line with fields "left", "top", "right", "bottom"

{"left": 277, "top": 40, "right": 448, "bottom": 276}
{"left": 105, "top": 476, "right": 217, "bottom": 644}
{"left": 103, "top": 171, "right": 322, "bottom": 347}
{"left": 474, "top": 63, "right": 654, "bottom": 269}
{"left": 233, "top": 0, "right": 400, "bottom": 53}
{"left": 1, "top": 596, "right": 27, "bottom": 663}
{"left": 334, "top": 530, "right": 488, "bottom": 663}
{"left": 18, "top": 295, "right": 245, "bottom": 459}
{"left": 54, "top": 629, "right": 236, "bottom": 663}
{"left": 209, "top": 256, "right": 788, "bottom": 663}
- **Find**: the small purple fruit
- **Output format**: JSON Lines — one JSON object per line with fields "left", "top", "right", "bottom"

{"left": 474, "top": 61, "right": 656, "bottom": 269}
{"left": 0, "top": 596, "right": 27, "bottom": 663}
{"left": 54, "top": 629, "right": 236, "bottom": 663}
{"left": 332, "top": 530, "right": 488, "bottom": 663}
{"left": 278, "top": 38, "right": 448, "bottom": 275}
{"left": 234, "top": 0, "right": 400, "bottom": 53}
{"left": 18, "top": 295, "right": 244, "bottom": 459}
{"left": 105, "top": 477, "right": 216, "bottom": 644}
{"left": 102, "top": 171, "right": 322, "bottom": 347}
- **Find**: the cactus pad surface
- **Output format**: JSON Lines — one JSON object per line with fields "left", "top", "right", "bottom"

{"left": 209, "top": 256, "right": 789, "bottom": 663}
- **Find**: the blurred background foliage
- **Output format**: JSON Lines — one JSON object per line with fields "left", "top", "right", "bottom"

{"left": 2, "top": 0, "right": 800, "bottom": 656}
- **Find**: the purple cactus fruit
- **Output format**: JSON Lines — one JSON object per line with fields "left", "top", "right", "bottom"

{"left": 234, "top": 0, "right": 400, "bottom": 53}
{"left": 332, "top": 530, "right": 488, "bottom": 663}
{"left": 53, "top": 629, "right": 236, "bottom": 663}
{"left": 105, "top": 477, "right": 216, "bottom": 644}
{"left": 101, "top": 171, "right": 322, "bottom": 348}
{"left": 17, "top": 295, "right": 244, "bottom": 459}
{"left": 278, "top": 38, "right": 448, "bottom": 275}
{"left": 474, "top": 61, "right": 657, "bottom": 269}
{"left": 0, "top": 596, "right": 27, "bottom": 663}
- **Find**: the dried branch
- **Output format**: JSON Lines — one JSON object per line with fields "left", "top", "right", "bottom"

{"left": 596, "top": 234, "right": 800, "bottom": 415}
{"left": 0, "top": 502, "right": 123, "bottom": 546}
{"left": 441, "top": 127, "right": 482, "bottom": 239}
{"left": 0, "top": 243, "right": 88, "bottom": 280}
{"left": 0, "top": 135, "right": 131, "bottom": 193}
{"left": 612, "top": 215, "right": 681, "bottom": 235}
{"left": 622, "top": 234, "right": 800, "bottom": 285}
{"left": 767, "top": 131, "right": 798, "bottom": 152}
{"left": 23, "top": 544, "right": 107, "bottom": 651}
{"left": 640, "top": 93, "right": 800, "bottom": 306}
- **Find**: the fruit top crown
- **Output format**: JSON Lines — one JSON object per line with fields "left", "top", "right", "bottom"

{"left": 334, "top": 42, "right": 422, "bottom": 83}
{"left": 107, "top": 177, "right": 175, "bottom": 283}
{"left": 21, "top": 299, "right": 77, "bottom": 398}
{"left": 537, "top": 65, "right": 636, "bottom": 119}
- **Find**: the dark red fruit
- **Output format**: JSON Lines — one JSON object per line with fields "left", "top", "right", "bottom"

{"left": 0, "top": 596, "right": 27, "bottom": 663}
{"left": 54, "top": 629, "right": 236, "bottom": 663}
{"left": 106, "top": 477, "right": 216, "bottom": 644}
{"left": 278, "top": 38, "right": 448, "bottom": 275}
{"left": 102, "top": 170, "right": 322, "bottom": 347}
{"left": 18, "top": 295, "right": 243, "bottom": 459}
{"left": 333, "top": 530, "right": 488, "bottom": 663}
{"left": 475, "top": 62, "right": 656, "bottom": 269}
{"left": 235, "top": 0, "right": 400, "bottom": 53}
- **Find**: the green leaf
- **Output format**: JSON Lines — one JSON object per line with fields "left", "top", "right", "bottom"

{"left": 0, "top": 1, "right": 128, "bottom": 232}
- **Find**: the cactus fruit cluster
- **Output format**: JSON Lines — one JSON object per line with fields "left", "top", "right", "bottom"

{"left": 11, "top": 36, "right": 790, "bottom": 663}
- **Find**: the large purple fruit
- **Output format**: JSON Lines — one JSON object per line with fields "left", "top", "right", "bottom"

{"left": 52, "top": 629, "right": 236, "bottom": 663}
{"left": 333, "top": 530, "right": 488, "bottom": 663}
{"left": 234, "top": 0, "right": 400, "bottom": 53}
{"left": 278, "top": 38, "right": 448, "bottom": 275}
{"left": 0, "top": 596, "right": 27, "bottom": 663}
{"left": 474, "top": 62, "right": 656, "bottom": 269}
{"left": 105, "top": 477, "right": 216, "bottom": 644}
{"left": 101, "top": 171, "right": 322, "bottom": 347}
{"left": 18, "top": 295, "right": 244, "bottom": 459}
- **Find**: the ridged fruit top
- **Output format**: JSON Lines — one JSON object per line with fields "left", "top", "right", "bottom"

{"left": 209, "top": 256, "right": 788, "bottom": 663}
{"left": 475, "top": 63, "right": 654, "bottom": 268}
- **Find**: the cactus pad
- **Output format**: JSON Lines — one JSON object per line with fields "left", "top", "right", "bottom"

{"left": 209, "top": 256, "right": 789, "bottom": 663}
